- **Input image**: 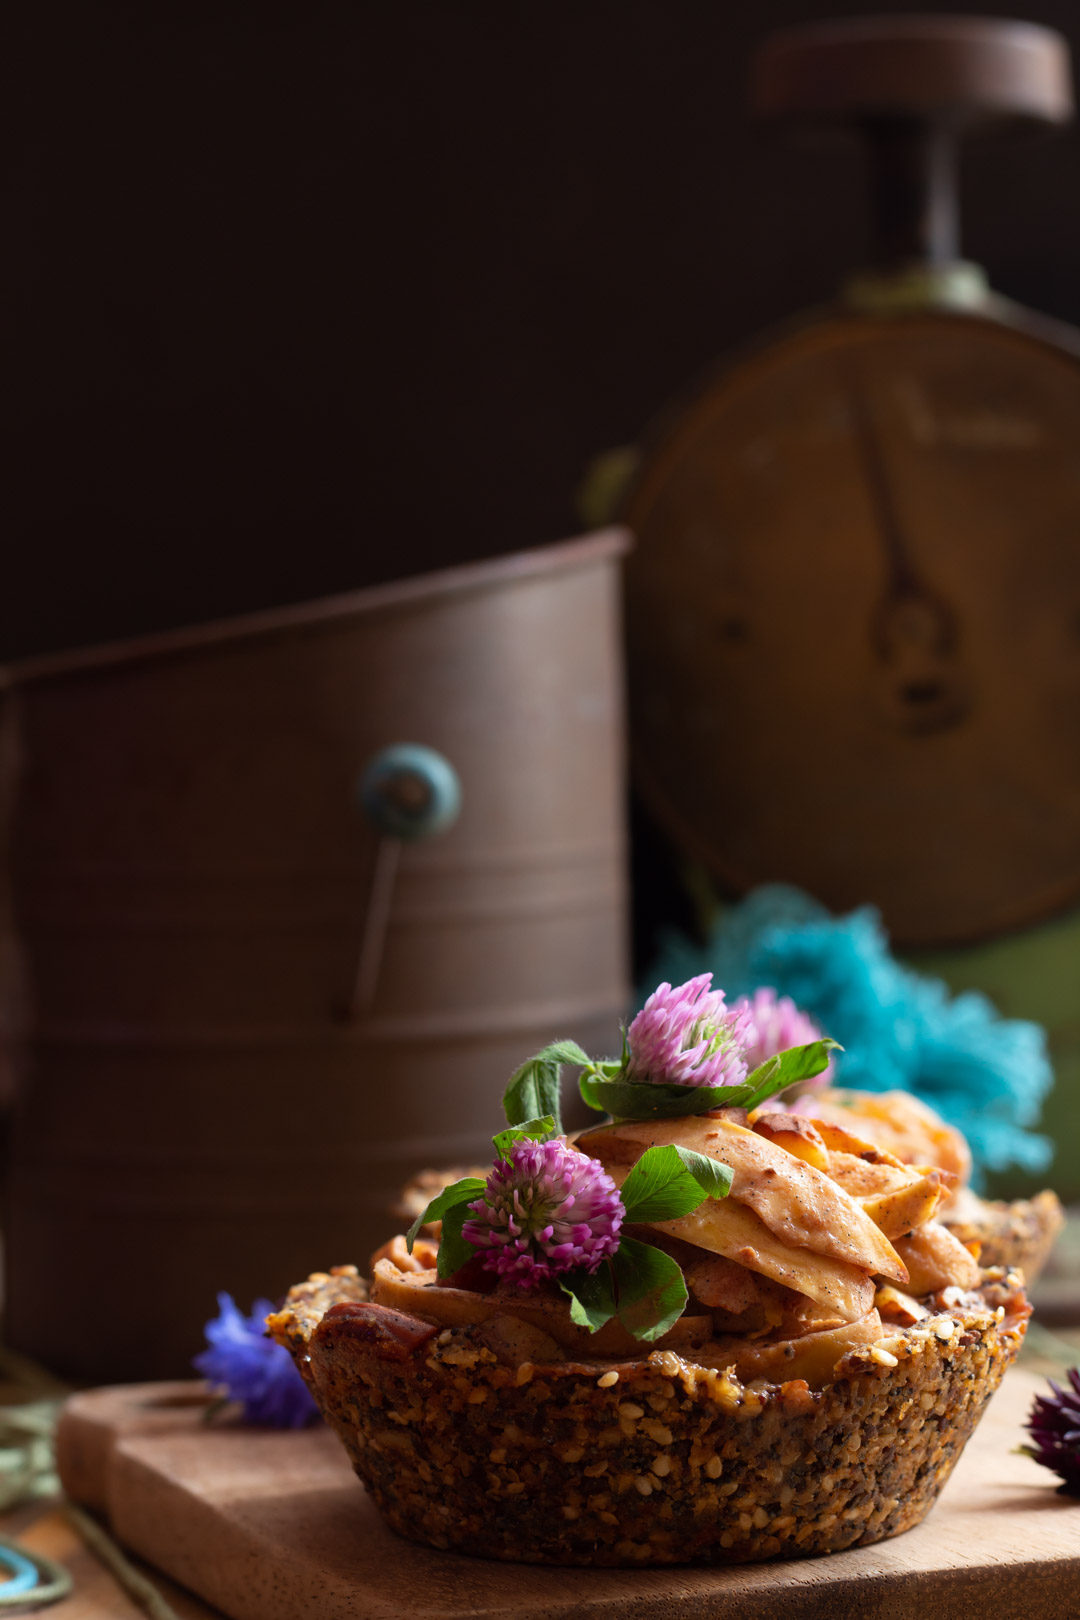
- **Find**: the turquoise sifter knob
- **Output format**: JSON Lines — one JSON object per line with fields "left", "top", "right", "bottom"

{"left": 357, "top": 743, "right": 462, "bottom": 841}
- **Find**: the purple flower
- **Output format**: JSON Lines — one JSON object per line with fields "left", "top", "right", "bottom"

{"left": 194, "top": 1293, "right": 319, "bottom": 1429}
{"left": 625, "top": 973, "right": 754, "bottom": 1089}
{"left": 735, "top": 986, "right": 834, "bottom": 1093}
{"left": 463, "top": 1137, "right": 623, "bottom": 1289}
{"left": 1023, "top": 1367, "right": 1080, "bottom": 1495}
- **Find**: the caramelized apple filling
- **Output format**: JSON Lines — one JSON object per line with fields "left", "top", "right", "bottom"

{"left": 379, "top": 1100, "right": 983, "bottom": 1390}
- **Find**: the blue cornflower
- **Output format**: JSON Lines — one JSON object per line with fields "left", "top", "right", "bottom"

{"left": 194, "top": 1293, "right": 319, "bottom": 1428}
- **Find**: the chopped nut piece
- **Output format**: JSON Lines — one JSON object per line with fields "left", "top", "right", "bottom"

{"left": 875, "top": 1285, "right": 930, "bottom": 1328}
{"left": 870, "top": 1347, "right": 899, "bottom": 1368}
{"left": 370, "top": 1233, "right": 439, "bottom": 1275}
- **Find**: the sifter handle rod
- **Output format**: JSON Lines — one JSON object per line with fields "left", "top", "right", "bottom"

{"left": 347, "top": 834, "right": 402, "bottom": 1022}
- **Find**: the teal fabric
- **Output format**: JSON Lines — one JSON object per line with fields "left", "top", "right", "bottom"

{"left": 647, "top": 885, "right": 1053, "bottom": 1183}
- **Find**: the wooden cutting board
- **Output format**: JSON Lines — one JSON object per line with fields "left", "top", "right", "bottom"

{"left": 56, "top": 1374, "right": 1079, "bottom": 1620}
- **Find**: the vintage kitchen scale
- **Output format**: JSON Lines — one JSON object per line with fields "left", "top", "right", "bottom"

{"left": 622, "top": 16, "right": 1080, "bottom": 1193}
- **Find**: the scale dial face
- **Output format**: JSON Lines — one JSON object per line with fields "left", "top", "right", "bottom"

{"left": 624, "top": 309, "right": 1080, "bottom": 947}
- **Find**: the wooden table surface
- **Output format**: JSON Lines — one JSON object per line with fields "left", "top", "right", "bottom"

{"left": 0, "top": 1355, "right": 221, "bottom": 1619}
{"left": 2, "top": 1501, "right": 222, "bottom": 1620}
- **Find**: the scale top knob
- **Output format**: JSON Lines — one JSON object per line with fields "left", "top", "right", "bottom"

{"left": 753, "top": 15, "right": 1072, "bottom": 128}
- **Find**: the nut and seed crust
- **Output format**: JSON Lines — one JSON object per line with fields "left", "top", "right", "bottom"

{"left": 944, "top": 1190, "right": 1064, "bottom": 1279}
{"left": 270, "top": 1267, "right": 1029, "bottom": 1566}
{"left": 268, "top": 1265, "right": 367, "bottom": 1364}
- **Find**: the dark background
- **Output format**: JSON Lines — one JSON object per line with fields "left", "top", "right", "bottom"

{"left": 7, "top": 0, "right": 1080, "bottom": 661}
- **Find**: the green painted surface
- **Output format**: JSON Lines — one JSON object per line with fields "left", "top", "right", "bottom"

{"left": 909, "top": 908, "right": 1080, "bottom": 1202}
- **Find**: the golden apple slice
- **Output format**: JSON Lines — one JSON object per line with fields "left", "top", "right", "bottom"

{"left": 751, "top": 1112, "right": 830, "bottom": 1171}
{"left": 808, "top": 1118, "right": 907, "bottom": 1168}
{"left": 703, "top": 1309, "right": 885, "bottom": 1387}
{"left": 683, "top": 1251, "right": 783, "bottom": 1314}
{"left": 646, "top": 1198, "right": 876, "bottom": 1322}
{"left": 859, "top": 1169, "right": 946, "bottom": 1240}
{"left": 892, "top": 1222, "right": 982, "bottom": 1293}
{"left": 579, "top": 1116, "right": 908, "bottom": 1285}
{"left": 822, "top": 1148, "right": 917, "bottom": 1200}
